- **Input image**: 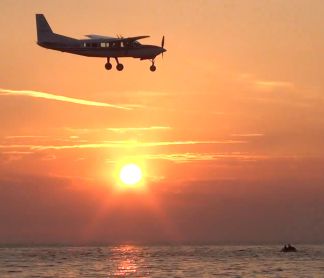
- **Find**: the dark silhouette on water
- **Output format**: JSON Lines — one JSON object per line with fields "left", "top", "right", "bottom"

{"left": 281, "top": 244, "right": 297, "bottom": 252}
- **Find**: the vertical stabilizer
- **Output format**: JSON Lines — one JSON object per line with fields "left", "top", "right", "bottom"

{"left": 36, "top": 14, "right": 54, "bottom": 42}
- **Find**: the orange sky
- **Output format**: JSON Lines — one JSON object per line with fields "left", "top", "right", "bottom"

{"left": 1, "top": 0, "right": 324, "bottom": 244}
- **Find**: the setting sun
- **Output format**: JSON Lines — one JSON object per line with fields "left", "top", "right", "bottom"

{"left": 119, "top": 163, "right": 143, "bottom": 186}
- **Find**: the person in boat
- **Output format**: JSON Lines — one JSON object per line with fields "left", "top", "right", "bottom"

{"left": 281, "top": 243, "right": 297, "bottom": 252}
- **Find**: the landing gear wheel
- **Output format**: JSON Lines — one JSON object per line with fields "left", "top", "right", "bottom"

{"left": 116, "top": 64, "right": 124, "bottom": 71}
{"left": 150, "top": 65, "right": 156, "bottom": 72}
{"left": 105, "top": 63, "right": 112, "bottom": 70}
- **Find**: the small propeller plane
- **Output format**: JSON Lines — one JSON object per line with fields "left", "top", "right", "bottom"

{"left": 35, "top": 14, "right": 166, "bottom": 71}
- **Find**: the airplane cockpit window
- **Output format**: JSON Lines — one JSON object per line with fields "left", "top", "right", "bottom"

{"left": 133, "top": 41, "right": 141, "bottom": 47}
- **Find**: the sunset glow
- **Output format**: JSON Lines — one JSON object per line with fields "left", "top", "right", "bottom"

{"left": 119, "top": 163, "right": 143, "bottom": 186}
{"left": 1, "top": 0, "right": 324, "bottom": 247}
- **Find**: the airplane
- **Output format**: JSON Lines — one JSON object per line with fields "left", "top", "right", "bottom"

{"left": 35, "top": 14, "right": 166, "bottom": 72}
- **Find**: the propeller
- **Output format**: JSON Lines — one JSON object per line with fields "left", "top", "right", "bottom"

{"left": 161, "top": 35, "right": 165, "bottom": 58}
{"left": 162, "top": 35, "right": 165, "bottom": 48}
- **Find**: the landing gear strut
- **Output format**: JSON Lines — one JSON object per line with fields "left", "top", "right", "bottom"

{"left": 150, "top": 60, "right": 156, "bottom": 72}
{"left": 105, "top": 57, "right": 124, "bottom": 71}
{"left": 115, "top": 57, "right": 124, "bottom": 71}
{"left": 105, "top": 58, "right": 112, "bottom": 70}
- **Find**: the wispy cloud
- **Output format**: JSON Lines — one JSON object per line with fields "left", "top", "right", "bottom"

{"left": 105, "top": 152, "right": 271, "bottom": 164}
{"left": 106, "top": 126, "right": 172, "bottom": 133}
{"left": 98, "top": 90, "right": 169, "bottom": 98}
{"left": 237, "top": 74, "right": 294, "bottom": 91}
{"left": 1, "top": 151, "right": 33, "bottom": 154}
{"left": 254, "top": 80, "right": 294, "bottom": 91}
{"left": 63, "top": 126, "right": 171, "bottom": 134}
{"left": 5, "top": 135, "right": 48, "bottom": 139}
{"left": 0, "top": 140, "right": 246, "bottom": 151}
{"left": 231, "top": 133, "right": 264, "bottom": 137}
{"left": 0, "top": 88, "right": 130, "bottom": 110}
{"left": 138, "top": 152, "right": 270, "bottom": 163}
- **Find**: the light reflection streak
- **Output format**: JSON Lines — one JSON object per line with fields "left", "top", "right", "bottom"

{"left": 112, "top": 246, "right": 140, "bottom": 277}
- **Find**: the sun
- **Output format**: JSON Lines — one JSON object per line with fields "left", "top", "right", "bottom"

{"left": 119, "top": 163, "right": 143, "bottom": 186}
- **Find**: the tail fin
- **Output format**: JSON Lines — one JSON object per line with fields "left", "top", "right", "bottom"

{"left": 36, "top": 14, "right": 78, "bottom": 45}
{"left": 36, "top": 14, "right": 54, "bottom": 42}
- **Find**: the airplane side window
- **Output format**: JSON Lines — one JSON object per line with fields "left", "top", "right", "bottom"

{"left": 100, "top": 42, "right": 105, "bottom": 47}
{"left": 92, "top": 43, "right": 99, "bottom": 47}
{"left": 85, "top": 43, "right": 91, "bottom": 47}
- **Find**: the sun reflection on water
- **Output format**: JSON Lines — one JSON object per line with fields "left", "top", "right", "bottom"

{"left": 112, "top": 245, "right": 141, "bottom": 277}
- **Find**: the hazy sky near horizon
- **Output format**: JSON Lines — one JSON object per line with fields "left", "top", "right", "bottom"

{"left": 1, "top": 0, "right": 324, "bottom": 244}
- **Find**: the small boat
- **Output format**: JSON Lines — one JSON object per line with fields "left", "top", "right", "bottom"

{"left": 281, "top": 244, "right": 297, "bottom": 252}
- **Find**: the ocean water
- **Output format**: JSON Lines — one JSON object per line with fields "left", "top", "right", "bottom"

{"left": 0, "top": 245, "right": 323, "bottom": 277}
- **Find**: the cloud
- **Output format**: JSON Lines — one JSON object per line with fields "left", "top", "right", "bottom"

{"left": 0, "top": 88, "right": 130, "bottom": 110}
{"left": 231, "top": 133, "right": 264, "bottom": 137}
{"left": 98, "top": 90, "right": 169, "bottom": 98}
{"left": 0, "top": 140, "right": 246, "bottom": 151}
{"left": 63, "top": 126, "right": 171, "bottom": 134}
{"left": 2, "top": 173, "right": 324, "bottom": 244}
{"left": 117, "top": 152, "right": 270, "bottom": 163}
{"left": 41, "top": 154, "right": 57, "bottom": 161}
{"left": 1, "top": 151, "right": 33, "bottom": 154}
{"left": 254, "top": 80, "right": 294, "bottom": 91}
{"left": 5, "top": 135, "right": 48, "bottom": 139}
{"left": 237, "top": 74, "right": 294, "bottom": 91}
{"left": 106, "top": 126, "right": 172, "bottom": 133}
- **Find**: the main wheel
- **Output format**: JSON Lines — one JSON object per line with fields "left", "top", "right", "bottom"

{"left": 116, "top": 64, "right": 124, "bottom": 71}
{"left": 150, "top": 65, "right": 156, "bottom": 72}
{"left": 105, "top": 62, "right": 112, "bottom": 70}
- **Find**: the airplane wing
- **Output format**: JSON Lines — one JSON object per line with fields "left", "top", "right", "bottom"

{"left": 85, "top": 34, "right": 116, "bottom": 40}
{"left": 85, "top": 34, "right": 150, "bottom": 42}
{"left": 123, "top": 36, "right": 150, "bottom": 42}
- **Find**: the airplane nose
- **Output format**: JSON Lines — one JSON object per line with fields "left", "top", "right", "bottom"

{"left": 159, "top": 47, "right": 166, "bottom": 54}
{"left": 160, "top": 47, "right": 166, "bottom": 59}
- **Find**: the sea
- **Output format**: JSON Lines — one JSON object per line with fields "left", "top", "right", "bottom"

{"left": 0, "top": 245, "right": 323, "bottom": 277}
